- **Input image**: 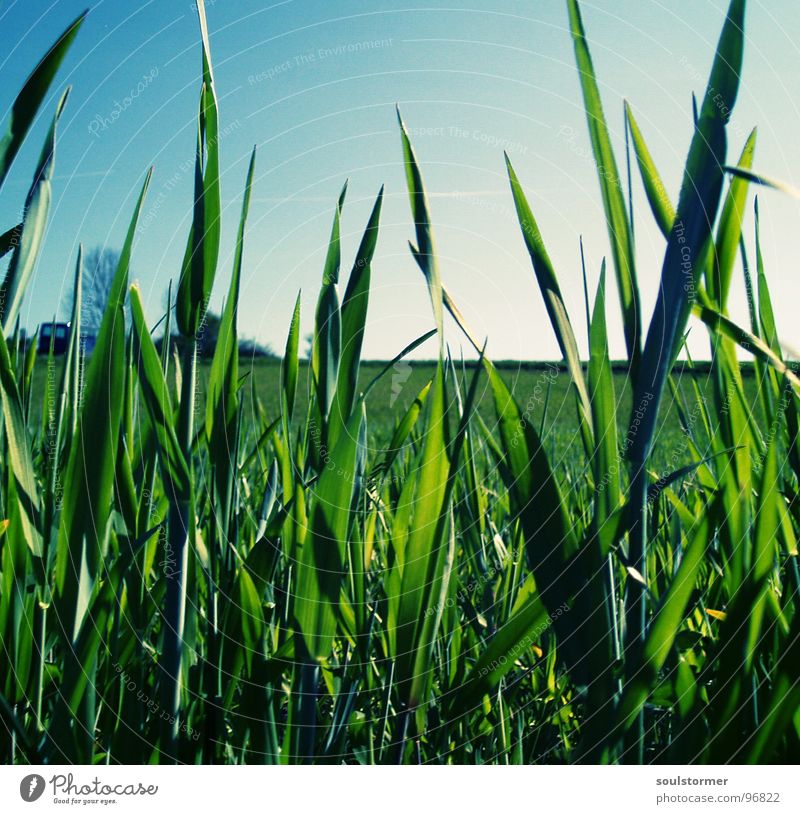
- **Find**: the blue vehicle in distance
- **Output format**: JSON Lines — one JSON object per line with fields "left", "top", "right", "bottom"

{"left": 38, "top": 322, "right": 70, "bottom": 355}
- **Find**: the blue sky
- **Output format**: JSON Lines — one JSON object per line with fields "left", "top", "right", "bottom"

{"left": 2, "top": 0, "right": 799, "bottom": 359}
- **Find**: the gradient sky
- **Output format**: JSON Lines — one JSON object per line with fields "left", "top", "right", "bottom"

{"left": 2, "top": 0, "right": 799, "bottom": 360}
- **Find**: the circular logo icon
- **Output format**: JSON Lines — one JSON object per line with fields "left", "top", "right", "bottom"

{"left": 19, "top": 774, "right": 45, "bottom": 802}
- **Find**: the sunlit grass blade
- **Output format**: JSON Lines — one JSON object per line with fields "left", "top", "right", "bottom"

{"left": 709, "top": 128, "right": 756, "bottom": 308}
{"left": 293, "top": 405, "right": 364, "bottom": 663}
{"left": 624, "top": 101, "right": 675, "bottom": 237}
{"left": 397, "top": 108, "right": 444, "bottom": 344}
{"left": 692, "top": 301, "right": 800, "bottom": 392}
{"left": 0, "top": 329, "right": 42, "bottom": 557}
{"left": 567, "top": 0, "right": 640, "bottom": 372}
{"left": 1, "top": 89, "right": 69, "bottom": 331}
{"left": 205, "top": 145, "right": 256, "bottom": 540}
{"left": 505, "top": 154, "right": 593, "bottom": 447}
{"left": 282, "top": 291, "right": 301, "bottom": 424}
{"left": 723, "top": 167, "right": 800, "bottom": 199}
{"left": 588, "top": 263, "right": 619, "bottom": 529}
{"left": 335, "top": 185, "right": 383, "bottom": 422}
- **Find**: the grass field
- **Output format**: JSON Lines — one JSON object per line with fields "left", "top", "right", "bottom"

{"left": 3, "top": 0, "right": 800, "bottom": 767}
{"left": 26, "top": 358, "right": 767, "bottom": 473}
{"left": 238, "top": 360, "right": 768, "bottom": 474}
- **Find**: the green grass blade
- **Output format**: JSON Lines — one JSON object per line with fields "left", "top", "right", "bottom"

{"left": 54, "top": 169, "right": 152, "bottom": 640}
{"left": 611, "top": 508, "right": 712, "bottom": 747}
{"left": 567, "top": 0, "right": 640, "bottom": 371}
{"left": 293, "top": 405, "right": 364, "bottom": 662}
{"left": 0, "top": 330, "right": 42, "bottom": 557}
{"left": 322, "top": 182, "right": 347, "bottom": 286}
{"left": 0, "top": 10, "right": 86, "bottom": 189}
{"left": 282, "top": 291, "right": 302, "bottom": 423}
{"left": 64, "top": 246, "right": 83, "bottom": 439}
{"left": 311, "top": 184, "right": 346, "bottom": 423}
{"left": 723, "top": 165, "right": 800, "bottom": 198}
{"left": 698, "top": 1, "right": 747, "bottom": 122}
{"left": 397, "top": 108, "right": 444, "bottom": 345}
{"left": 392, "top": 363, "right": 449, "bottom": 696}
{"left": 205, "top": 145, "right": 256, "bottom": 488}
{"left": 484, "top": 361, "right": 579, "bottom": 606}
{"left": 1, "top": 89, "right": 69, "bottom": 331}
{"left": 693, "top": 301, "right": 800, "bottom": 391}
{"left": 335, "top": 185, "right": 383, "bottom": 422}
{"left": 624, "top": 101, "right": 675, "bottom": 237}
{"left": 176, "top": 0, "right": 221, "bottom": 337}
{"left": 589, "top": 263, "right": 620, "bottom": 535}
{"left": 129, "top": 286, "right": 191, "bottom": 500}
{"left": 395, "top": 352, "right": 485, "bottom": 739}
{"left": 505, "top": 154, "right": 594, "bottom": 444}
{"left": 373, "top": 379, "right": 432, "bottom": 478}
{"left": 710, "top": 128, "right": 756, "bottom": 308}
{"left": 754, "top": 199, "right": 779, "bottom": 351}
{"left": 361, "top": 329, "right": 437, "bottom": 398}
{"left": 621, "top": 6, "right": 744, "bottom": 757}
{"left": 627, "top": 0, "right": 746, "bottom": 573}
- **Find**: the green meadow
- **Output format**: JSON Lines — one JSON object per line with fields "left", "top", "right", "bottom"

{"left": 2, "top": 0, "right": 799, "bottom": 766}
{"left": 28, "top": 358, "right": 763, "bottom": 472}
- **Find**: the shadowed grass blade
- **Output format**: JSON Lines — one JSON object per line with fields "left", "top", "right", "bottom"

{"left": 176, "top": 0, "right": 220, "bottom": 338}
{"left": 0, "top": 10, "right": 86, "bottom": 189}
{"left": 55, "top": 168, "right": 152, "bottom": 640}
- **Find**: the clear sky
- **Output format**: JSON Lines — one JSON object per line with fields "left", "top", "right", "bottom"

{"left": 2, "top": 0, "right": 799, "bottom": 360}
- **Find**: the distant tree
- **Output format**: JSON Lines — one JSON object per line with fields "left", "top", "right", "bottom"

{"left": 156, "top": 309, "right": 220, "bottom": 358}
{"left": 237, "top": 336, "right": 276, "bottom": 359}
{"left": 156, "top": 302, "right": 275, "bottom": 359}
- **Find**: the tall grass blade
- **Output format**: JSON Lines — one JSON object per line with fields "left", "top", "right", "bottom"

{"left": 0, "top": 10, "right": 86, "bottom": 189}
{"left": 176, "top": 0, "right": 221, "bottom": 338}
{"left": 505, "top": 154, "right": 594, "bottom": 445}
{"left": 1, "top": 89, "right": 69, "bottom": 331}
{"left": 567, "top": 0, "right": 640, "bottom": 372}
